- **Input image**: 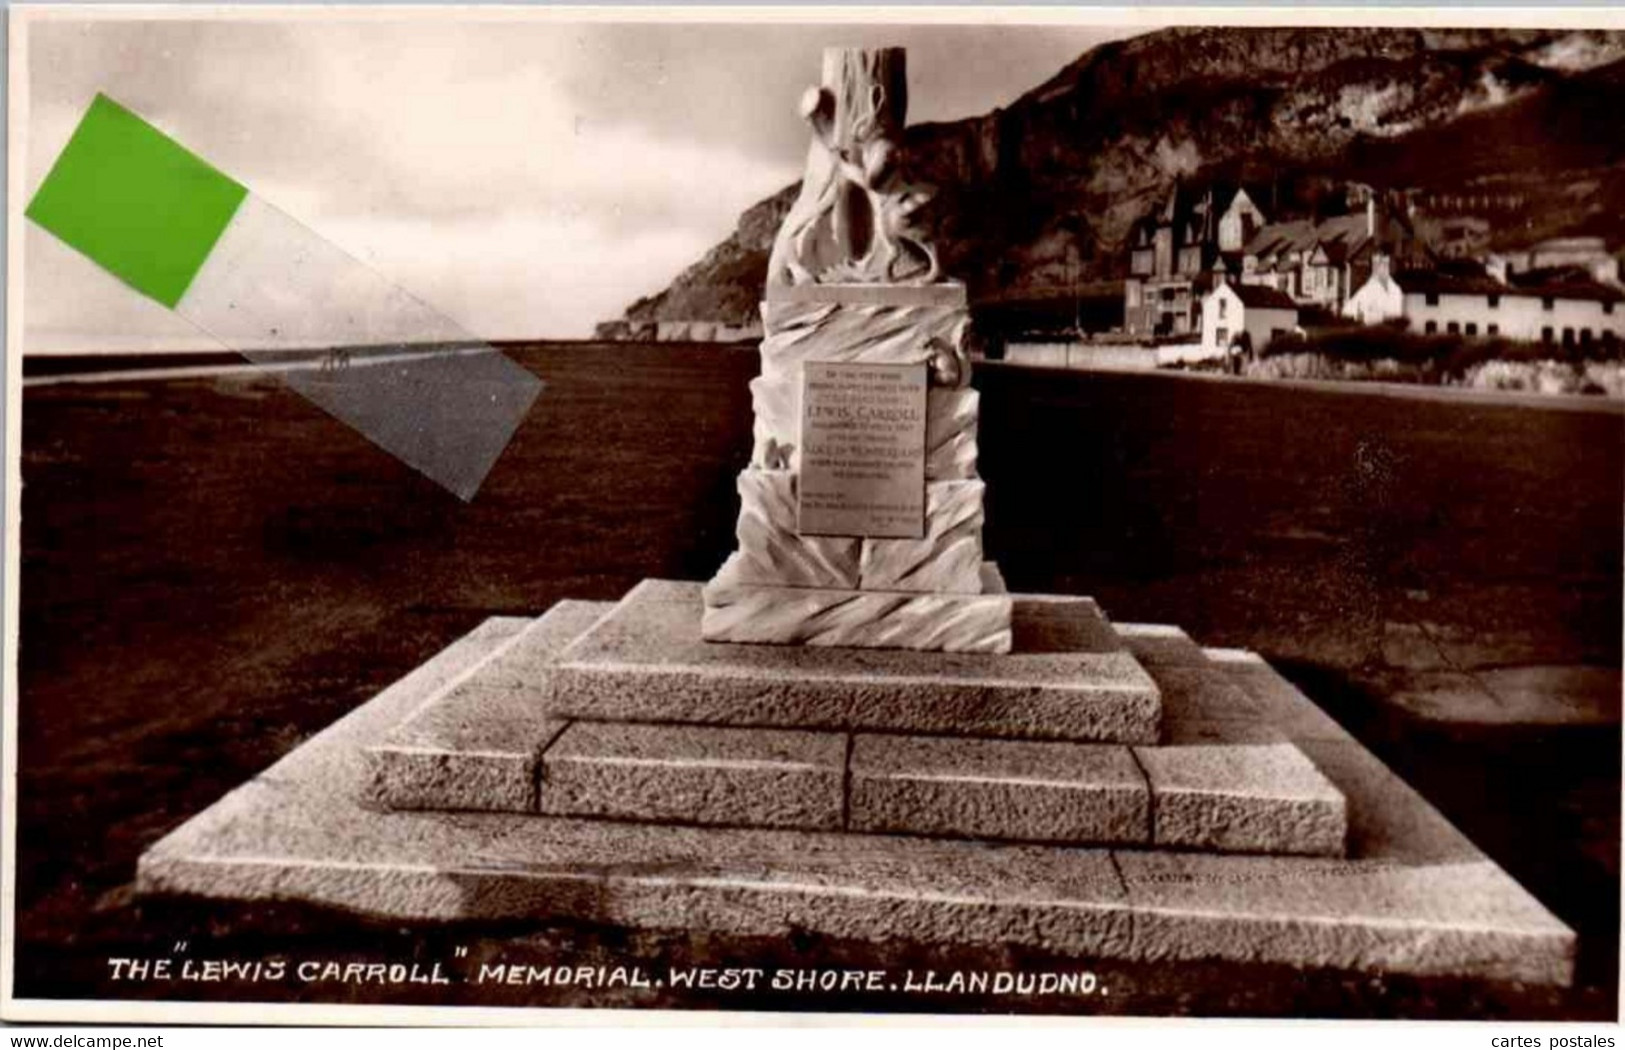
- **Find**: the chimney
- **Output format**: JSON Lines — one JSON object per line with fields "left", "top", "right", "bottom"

{"left": 1367, "top": 197, "right": 1376, "bottom": 239}
{"left": 1373, "top": 253, "right": 1391, "bottom": 283}
{"left": 1486, "top": 255, "right": 1508, "bottom": 285}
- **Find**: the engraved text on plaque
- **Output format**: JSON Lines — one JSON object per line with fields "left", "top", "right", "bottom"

{"left": 797, "top": 361, "right": 927, "bottom": 538}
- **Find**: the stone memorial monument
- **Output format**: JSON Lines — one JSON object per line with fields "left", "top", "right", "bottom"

{"left": 136, "top": 48, "right": 1574, "bottom": 994}
{"left": 701, "top": 47, "right": 1012, "bottom": 654}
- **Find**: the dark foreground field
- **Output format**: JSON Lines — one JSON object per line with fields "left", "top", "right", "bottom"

{"left": 12, "top": 344, "right": 1622, "bottom": 1018}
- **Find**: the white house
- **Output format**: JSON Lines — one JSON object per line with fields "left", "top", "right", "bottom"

{"left": 1217, "top": 188, "right": 1267, "bottom": 254}
{"left": 1124, "top": 182, "right": 1268, "bottom": 338}
{"left": 1201, "top": 278, "right": 1300, "bottom": 359}
{"left": 1343, "top": 256, "right": 1406, "bottom": 326}
{"left": 1345, "top": 259, "right": 1624, "bottom": 350}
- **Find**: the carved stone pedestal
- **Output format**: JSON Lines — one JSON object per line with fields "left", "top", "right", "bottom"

{"left": 701, "top": 283, "right": 1014, "bottom": 653}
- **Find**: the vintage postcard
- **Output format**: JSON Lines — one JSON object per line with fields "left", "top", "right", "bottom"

{"left": 3, "top": 3, "right": 1621, "bottom": 1027}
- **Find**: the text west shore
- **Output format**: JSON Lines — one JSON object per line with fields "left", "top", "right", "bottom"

{"left": 478, "top": 965, "right": 1109, "bottom": 996}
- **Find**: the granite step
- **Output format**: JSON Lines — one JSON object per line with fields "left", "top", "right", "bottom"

{"left": 543, "top": 579, "right": 1163, "bottom": 742}
{"left": 1134, "top": 742, "right": 1347, "bottom": 855}
{"left": 142, "top": 605, "right": 1575, "bottom": 985}
{"left": 538, "top": 721, "right": 847, "bottom": 830}
{"left": 370, "top": 707, "right": 1346, "bottom": 855}
{"left": 362, "top": 592, "right": 1341, "bottom": 854}
{"left": 365, "top": 578, "right": 1164, "bottom": 754}
{"left": 847, "top": 733, "right": 1151, "bottom": 844}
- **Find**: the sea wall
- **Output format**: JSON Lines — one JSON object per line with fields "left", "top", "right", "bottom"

{"left": 1243, "top": 352, "right": 1625, "bottom": 397}
{"left": 1004, "top": 342, "right": 1160, "bottom": 371}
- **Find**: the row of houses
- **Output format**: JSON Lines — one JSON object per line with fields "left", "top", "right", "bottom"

{"left": 1124, "top": 180, "right": 1624, "bottom": 360}
{"left": 1199, "top": 256, "right": 1625, "bottom": 360}
{"left": 1345, "top": 259, "right": 1623, "bottom": 348}
{"left": 1123, "top": 181, "right": 1431, "bottom": 338}
{"left": 1238, "top": 202, "right": 1432, "bottom": 313}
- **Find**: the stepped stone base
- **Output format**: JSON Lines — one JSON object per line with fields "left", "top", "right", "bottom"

{"left": 547, "top": 579, "right": 1153, "bottom": 741}
{"left": 360, "top": 608, "right": 588, "bottom": 813}
{"left": 1136, "top": 743, "right": 1346, "bottom": 855}
{"left": 539, "top": 722, "right": 846, "bottom": 830}
{"left": 138, "top": 604, "right": 1576, "bottom": 985}
{"left": 847, "top": 735, "right": 1152, "bottom": 845}
{"left": 358, "top": 580, "right": 1346, "bottom": 854}
{"left": 363, "top": 596, "right": 1344, "bottom": 853}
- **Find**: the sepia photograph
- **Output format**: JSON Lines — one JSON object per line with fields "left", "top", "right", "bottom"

{"left": 2, "top": 4, "right": 1621, "bottom": 1026}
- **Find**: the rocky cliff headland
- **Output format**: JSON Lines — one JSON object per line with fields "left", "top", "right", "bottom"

{"left": 602, "top": 26, "right": 1625, "bottom": 337}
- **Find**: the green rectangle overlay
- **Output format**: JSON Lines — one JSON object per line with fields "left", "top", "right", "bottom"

{"left": 27, "top": 94, "right": 247, "bottom": 307}
{"left": 27, "top": 94, "right": 540, "bottom": 500}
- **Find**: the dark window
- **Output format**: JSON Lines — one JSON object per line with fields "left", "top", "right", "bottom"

{"left": 1543, "top": 297, "right": 1555, "bottom": 311}
{"left": 1425, "top": 321, "right": 1438, "bottom": 335}
{"left": 1465, "top": 323, "right": 1478, "bottom": 336}
{"left": 1562, "top": 327, "right": 1575, "bottom": 347}
{"left": 1487, "top": 294, "right": 1500, "bottom": 308}
{"left": 1542, "top": 326, "right": 1555, "bottom": 344}
{"left": 1447, "top": 322, "right": 1461, "bottom": 335}
{"left": 1425, "top": 292, "right": 1440, "bottom": 306}
{"left": 1487, "top": 324, "right": 1500, "bottom": 337}
{"left": 1581, "top": 328, "right": 1594, "bottom": 346}
{"left": 1605, "top": 302, "right": 1616, "bottom": 315}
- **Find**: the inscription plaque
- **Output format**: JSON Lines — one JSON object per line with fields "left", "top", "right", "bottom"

{"left": 797, "top": 360, "right": 927, "bottom": 539}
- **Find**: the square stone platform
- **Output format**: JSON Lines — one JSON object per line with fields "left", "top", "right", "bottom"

{"left": 137, "top": 590, "right": 1576, "bottom": 985}
{"left": 360, "top": 585, "right": 1345, "bottom": 855}
{"left": 539, "top": 580, "right": 1161, "bottom": 742}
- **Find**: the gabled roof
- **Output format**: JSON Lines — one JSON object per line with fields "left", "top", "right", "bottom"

{"left": 1133, "top": 181, "right": 1267, "bottom": 249}
{"left": 1245, "top": 219, "right": 1317, "bottom": 259}
{"left": 1311, "top": 240, "right": 1349, "bottom": 266}
{"left": 1311, "top": 213, "right": 1374, "bottom": 256}
{"left": 1224, "top": 283, "right": 1299, "bottom": 310}
{"left": 1226, "top": 184, "right": 1271, "bottom": 213}
{"left": 1244, "top": 207, "right": 1416, "bottom": 265}
{"left": 1392, "top": 270, "right": 1510, "bottom": 297}
{"left": 1395, "top": 267, "right": 1625, "bottom": 304}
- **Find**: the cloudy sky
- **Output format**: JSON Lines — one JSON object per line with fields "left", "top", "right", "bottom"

{"left": 21, "top": 13, "right": 1140, "bottom": 352}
